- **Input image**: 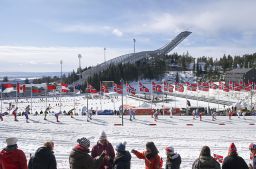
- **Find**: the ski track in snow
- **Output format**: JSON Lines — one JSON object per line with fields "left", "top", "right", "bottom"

{"left": 1, "top": 115, "right": 256, "bottom": 169}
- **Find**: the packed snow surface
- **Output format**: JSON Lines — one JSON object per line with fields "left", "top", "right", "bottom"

{"left": 1, "top": 115, "right": 255, "bottom": 169}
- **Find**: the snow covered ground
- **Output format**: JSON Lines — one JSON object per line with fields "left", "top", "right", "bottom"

{"left": 0, "top": 114, "right": 255, "bottom": 169}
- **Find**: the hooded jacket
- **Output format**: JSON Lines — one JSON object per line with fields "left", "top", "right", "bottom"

{"left": 69, "top": 144, "right": 104, "bottom": 169}
{"left": 165, "top": 153, "right": 181, "bottom": 169}
{"left": 222, "top": 154, "right": 249, "bottom": 169}
{"left": 28, "top": 147, "right": 56, "bottom": 169}
{"left": 91, "top": 141, "right": 115, "bottom": 169}
{"left": 192, "top": 155, "right": 220, "bottom": 169}
{"left": 0, "top": 145, "right": 28, "bottom": 169}
{"left": 113, "top": 151, "right": 131, "bottom": 169}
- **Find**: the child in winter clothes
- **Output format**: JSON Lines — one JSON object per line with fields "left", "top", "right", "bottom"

{"left": 113, "top": 142, "right": 131, "bottom": 169}
{"left": 165, "top": 145, "right": 181, "bottom": 169}
{"left": 131, "top": 142, "right": 162, "bottom": 169}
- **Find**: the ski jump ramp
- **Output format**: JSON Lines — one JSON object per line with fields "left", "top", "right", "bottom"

{"left": 81, "top": 31, "right": 192, "bottom": 81}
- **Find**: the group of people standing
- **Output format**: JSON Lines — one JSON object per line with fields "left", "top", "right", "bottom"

{"left": 1, "top": 134, "right": 256, "bottom": 169}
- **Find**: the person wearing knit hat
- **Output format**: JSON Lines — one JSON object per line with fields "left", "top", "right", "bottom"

{"left": 91, "top": 131, "right": 115, "bottom": 169}
{"left": 192, "top": 146, "right": 220, "bottom": 169}
{"left": 249, "top": 143, "right": 256, "bottom": 169}
{"left": 222, "top": 143, "right": 249, "bottom": 169}
{"left": 165, "top": 145, "right": 182, "bottom": 169}
{"left": 113, "top": 142, "right": 131, "bottom": 169}
{"left": 0, "top": 137, "right": 27, "bottom": 169}
{"left": 69, "top": 137, "right": 105, "bottom": 169}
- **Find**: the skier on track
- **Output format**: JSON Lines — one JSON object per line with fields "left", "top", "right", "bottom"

{"left": 24, "top": 105, "right": 30, "bottom": 123}
{"left": 212, "top": 111, "right": 217, "bottom": 121}
{"left": 12, "top": 106, "right": 18, "bottom": 121}
{"left": 153, "top": 109, "right": 159, "bottom": 122}
{"left": 44, "top": 104, "right": 52, "bottom": 120}
{"left": 54, "top": 111, "right": 61, "bottom": 122}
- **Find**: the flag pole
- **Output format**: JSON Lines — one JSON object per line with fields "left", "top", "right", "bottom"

{"left": 16, "top": 83, "right": 18, "bottom": 108}
{"left": 1, "top": 91, "right": 2, "bottom": 114}
{"left": 121, "top": 79, "right": 124, "bottom": 126}
{"left": 31, "top": 86, "right": 33, "bottom": 115}
{"left": 45, "top": 85, "right": 47, "bottom": 111}
{"left": 100, "top": 81, "right": 102, "bottom": 111}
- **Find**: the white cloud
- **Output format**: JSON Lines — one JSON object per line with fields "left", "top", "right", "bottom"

{"left": 58, "top": 24, "right": 112, "bottom": 34}
{"left": 112, "top": 28, "right": 123, "bottom": 37}
{"left": 0, "top": 46, "right": 130, "bottom": 72}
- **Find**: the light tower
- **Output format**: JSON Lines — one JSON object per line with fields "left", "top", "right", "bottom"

{"left": 78, "top": 54, "right": 82, "bottom": 79}
{"left": 104, "top": 48, "right": 106, "bottom": 62}
{"left": 133, "top": 38, "right": 136, "bottom": 53}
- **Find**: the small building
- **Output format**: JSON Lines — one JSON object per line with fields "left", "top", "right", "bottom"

{"left": 225, "top": 68, "right": 256, "bottom": 84}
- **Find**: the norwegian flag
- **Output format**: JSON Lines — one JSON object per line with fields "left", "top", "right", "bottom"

{"left": 198, "top": 82, "right": 209, "bottom": 91}
{"left": 168, "top": 84, "right": 174, "bottom": 92}
{"left": 126, "top": 83, "right": 136, "bottom": 95}
{"left": 187, "top": 83, "right": 197, "bottom": 91}
{"left": 61, "top": 83, "right": 69, "bottom": 92}
{"left": 47, "top": 85, "right": 56, "bottom": 90}
{"left": 244, "top": 82, "right": 253, "bottom": 91}
{"left": 101, "top": 84, "right": 109, "bottom": 93}
{"left": 86, "top": 84, "right": 97, "bottom": 93}
{"left": 233, "top": 82, "right": 242, "bottom": 91}
{"left": 17, "top": 83, "right": 26, "bottom": 94}
{"left": 175, "top": 83, "right": 184, "bottom": 92}
{"left": 152, "top": 81, "right": 162, "bottom": 93}
{"left": 139, "top": 82, "right": 149, "bottom": 93}
{"left": 114, "top": 83, "right": 123, "bottom": 94}
{"left": 209, "top": 82, "right": 218, "bottom": 89}
{"left": 219, "top": 82, "right": 224, "bottom": 90}
{"left": 213, "top": 154, "right": 223, "bottom": 163}
{"left": 164, "top": 81, "right": 168, "bottom": 91}
{"left": 229, "top": 81, "right": 233, "bottom": 90}
{"left": 223, "top": 85, "right": 229, "bottom": 92}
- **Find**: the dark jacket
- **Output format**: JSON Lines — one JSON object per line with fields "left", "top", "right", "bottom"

{"left": 0, "top": 145, "right": 28, "bottom": 169}
{"left": 28, "top": 147, "right": 56, "bottom": 169}
{"left": 165, "top": 153, "right": 181, "bottom": 169}
{"left": 91, "top": 141, "right": 115, "bottom": 169}
{"left": 69, "top": 144, "right": 104, "bottom": 169}
{"left": 113, "top": 151, "right": 131, "bottom": 169}
{"left": 192, "top": 155, "right": 220, "bottom": 169}
{"left": 222, "top": 154, "right": 249, "bottom": 169}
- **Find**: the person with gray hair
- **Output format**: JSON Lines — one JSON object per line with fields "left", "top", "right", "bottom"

{"left": 192, "top": 146, "right": 220, "bottom": 169}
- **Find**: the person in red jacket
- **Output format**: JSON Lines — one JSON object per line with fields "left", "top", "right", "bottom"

{"left": 0, "top": 137, "right": 28, "bottom": 169}
{"left": 91, "top": 131, "right": 115, "bottom": 169}
{"left": 131, "top": 142, "right": 162, "bottom": 169}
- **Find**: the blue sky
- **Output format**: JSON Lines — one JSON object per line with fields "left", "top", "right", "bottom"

{"left": 0, "top": 0, "right": 255, "bottom": 72}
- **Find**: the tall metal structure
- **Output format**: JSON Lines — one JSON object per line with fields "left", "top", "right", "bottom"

{"left": 80, "top": 31, "right": 191, "bottom": 81}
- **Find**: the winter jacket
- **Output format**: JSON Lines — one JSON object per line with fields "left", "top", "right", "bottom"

{"left": 222, "top": 154, "right": 249, "bottom": 169}
{"left": 165, "top": 153, "right": 181, "bottom": 169}
{"left": 91, "top": 141, "right": 115, "bottom": 169}
{"left": 192, "top": 155, "right": 220, "bottom": 169}
{"left": 0, "top": 145, "right": 28, "bottom": 169}
{"left": 113, "top": 151, "right": 131, "bottom": 169}
{"left": 69, "top": 144, "right": 104, "bottom": 169}
{"left": 133, "top": 150, "right": 162, "bottom": 169}
{"left": 28, "top": 147, "right": 56, "bottom": 169}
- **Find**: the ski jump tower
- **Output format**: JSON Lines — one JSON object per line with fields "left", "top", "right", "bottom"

{"left": 81, "top": 31, "right": 192, "bottom": 81}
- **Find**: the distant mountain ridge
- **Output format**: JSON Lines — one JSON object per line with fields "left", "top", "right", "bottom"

{"left": 0, "top": 72, "right": 67, "bottom": 80}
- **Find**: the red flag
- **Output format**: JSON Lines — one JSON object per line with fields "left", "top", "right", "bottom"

{"left": 175, "top": 83, "right": 184, "bottom": 92}
{"left": 213, "top": 154, "right": 223, "bottom": 163}
{"left": 47, "top": 85, "right": 56, "bottom": 90}
{"left": 233, "top": 82, "right": 242, "bottom": 91}
{"left": 61, "top": 83, "right": 69, "bottom": 92}
{"left": 2, "top": 84, "right": 14, "bottom": 93}
{"left": 17, "top": 83, "right": 26, "bottom": 94}
{"left": 86, "top": 84, "right": 97, "bottom": 93}
{"left": 101, "top": 84, "right": 109, "bottom": 93}
{"left": 210, "top": 82, "right": 218, "bottom": 89}
{"left": 223, "top": 85, "right": 229, "bottom": 92}
{"left": 219, "top": 82, "right": 224, "bottom": 90}
{"left": 187, "top": 83, "right": 197, "bottom": 91}
{"left": 152, "top": 81, "right": 162, "bottom": 93}
{"left": 198, "top": 82, "right": 209, "bottom": 91}
{"left": 139, "top": 82, "right": 149, "bottom": 93}
{"left": 126, "top": 83, "right": 136, "bottom": 95}
{"left": 32, "top": 86, "right": 41, "bottom": 93}
{"left": 164, "top": 81, "right": 168, "bottom": 91}
{"left": 114, "top": 83, "right": 123, "bottom": 94}
{"left": 168, "top": 84, "right": 174, "bottom": 92}
{"left": 244, "top": 82, "right": 253, "bottom": 91}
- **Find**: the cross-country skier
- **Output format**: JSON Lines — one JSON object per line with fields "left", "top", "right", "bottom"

{"left": 54, "top": 111, "right": 61, "bottom": 122}
{"left": 12, "top": 107, "right": 18, "bottom": 121}
{"left": 87, "top": 107, "right": 93, "bottom": 122}
{"left": 68, "top": 108, "right": 75, "bottom": 118}
{"left": 212, "top": 111, "right": 217, "bottom": 121}
{"left": 153, "top": 109, "right": 159, "bottom": 122}
{"left": 24, "top": 105, "right": 30, "bottom": 123}
{"left": 44, "top": 104, "right": 52, "bottom": 120}
{"left": 129, "top": 109, "right": 135, "bottom": 121}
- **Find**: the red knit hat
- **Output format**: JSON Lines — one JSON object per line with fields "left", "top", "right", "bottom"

{"left": 228, "top": 143, "right": 237, "bottom": 153}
